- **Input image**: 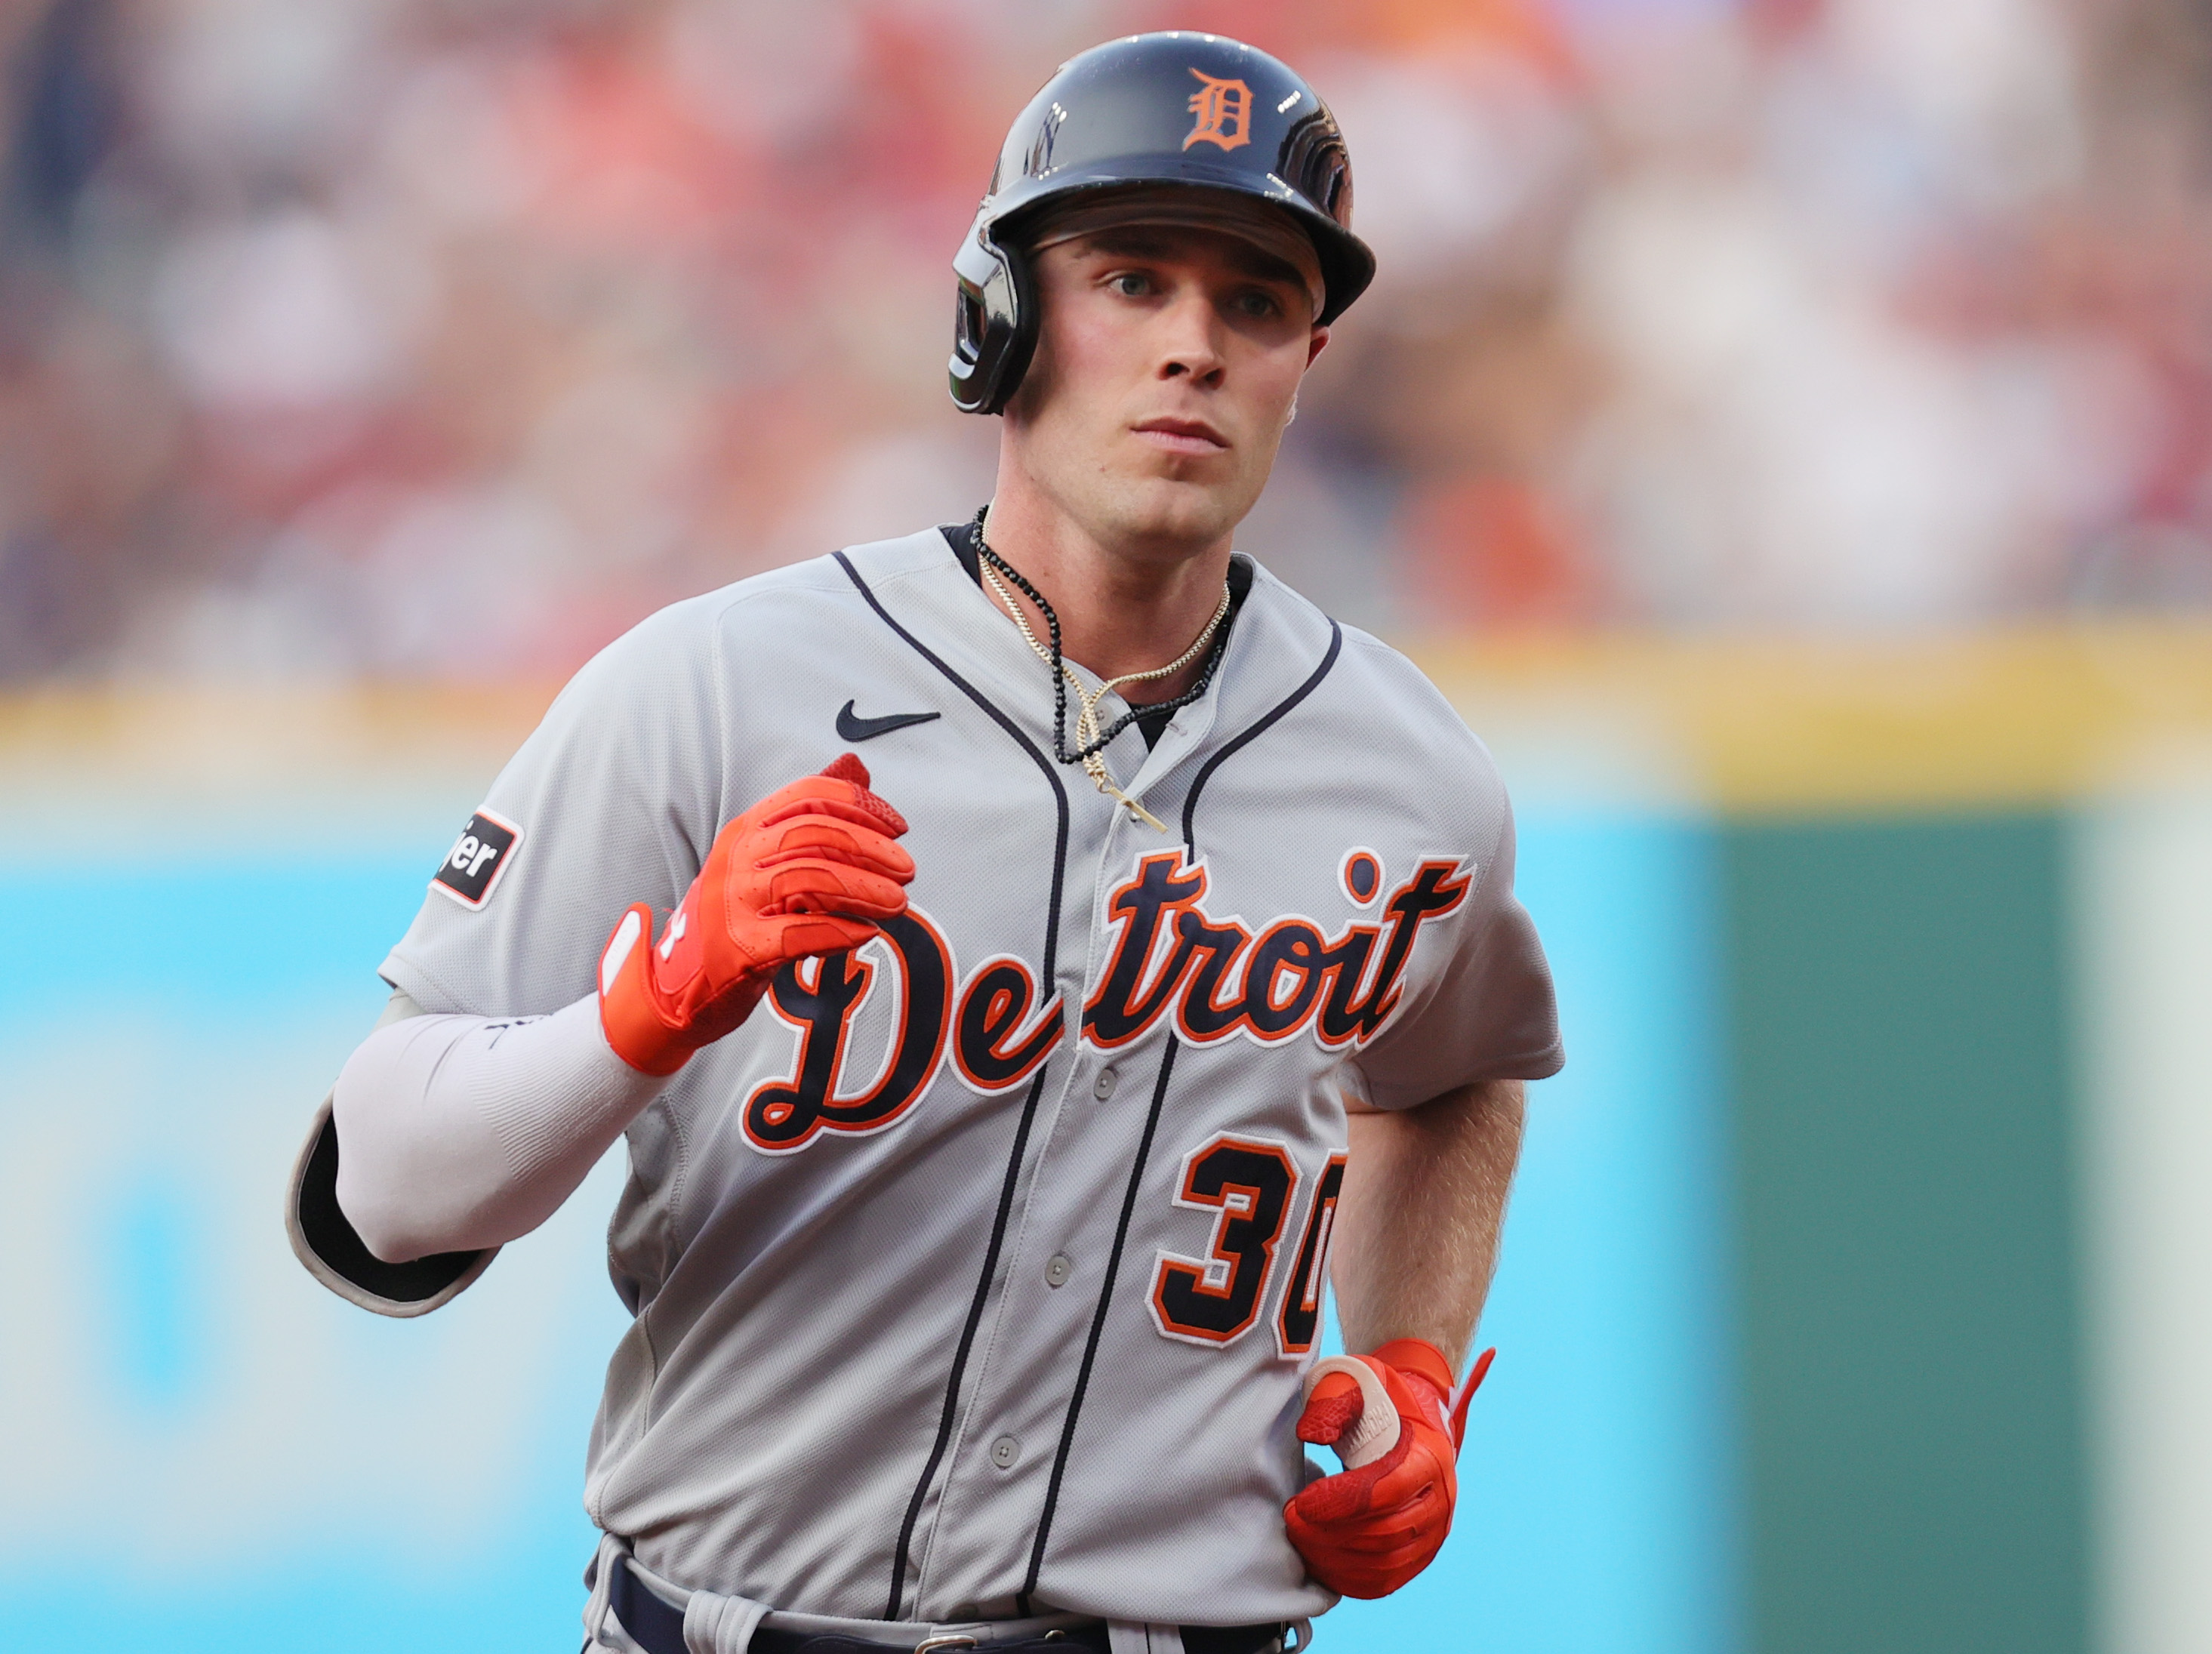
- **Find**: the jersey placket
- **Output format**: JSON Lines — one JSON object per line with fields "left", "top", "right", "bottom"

{"left": 898, "top": 765, "right": 1123, "bottom": 1616}
{"left": 859, "top": 559, "right": 1129, "bottom": 1616}
{"left": 904, "top": 664, "right": 1227, "bottom": 1615}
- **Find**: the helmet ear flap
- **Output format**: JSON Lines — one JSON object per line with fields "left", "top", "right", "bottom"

{"left": 948, "top": 220, "right": 1037, "bottom": 416}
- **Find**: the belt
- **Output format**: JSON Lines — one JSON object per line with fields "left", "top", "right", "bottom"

{"left": 608, "top": 1556, "right": 1286, "bottom": 1654}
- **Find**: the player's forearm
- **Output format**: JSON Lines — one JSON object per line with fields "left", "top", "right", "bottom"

{"left": 331, "top": 996, "right": 667, "bottom": 1261}
{"left": 1329, "top": 1077, "right": 1525, "bottom": 1373}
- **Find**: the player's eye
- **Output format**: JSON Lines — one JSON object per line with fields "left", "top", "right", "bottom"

{"left": 1108, "top": 271, "right": 1155, "bottom": 298}
{"left": 1231, "top": 288, "right": 1284, "bottom": 320}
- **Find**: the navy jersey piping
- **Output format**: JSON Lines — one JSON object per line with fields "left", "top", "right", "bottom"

{"left": 1181, "top": 622, "right": 1342, "bottom": 849}
{"left": 833, "top": 550, "right": 1071, "bottom": 1619}
{"left": 1017, "top": 1036, "right": 1182, "bottom": 1608}
{"left": 839, "top": 549, "right": 1071, "bottom": 981}
{"left": 897, "top": 1067, "right": 1052, "bottom": 1619}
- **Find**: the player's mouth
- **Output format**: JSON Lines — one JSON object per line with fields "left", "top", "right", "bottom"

{"left": 1132, "top": 416, "right": 1229, "bottom": 455}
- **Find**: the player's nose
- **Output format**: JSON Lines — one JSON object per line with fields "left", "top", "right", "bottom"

{"left": 1153, "top": 288, "right": 1227, "bottom": 387}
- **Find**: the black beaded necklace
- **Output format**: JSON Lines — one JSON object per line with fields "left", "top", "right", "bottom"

{"left": 970, "top": 505, "right": 1234, "bottom": 772}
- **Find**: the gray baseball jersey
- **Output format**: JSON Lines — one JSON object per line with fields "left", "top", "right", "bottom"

{"left": 346, "top": 525, "right": 1560, "bottom": 1628}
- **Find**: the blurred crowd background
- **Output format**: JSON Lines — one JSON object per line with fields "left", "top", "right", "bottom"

{"left": 6, "top": 0, "right": 2212, "bottom": 685}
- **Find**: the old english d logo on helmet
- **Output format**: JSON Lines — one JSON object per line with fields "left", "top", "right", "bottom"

{"left": 948, "top": 32, "right": 1376, "bottom": 415}
{"left": 1183, "top": 70, "right": 1252, "bottom": 152}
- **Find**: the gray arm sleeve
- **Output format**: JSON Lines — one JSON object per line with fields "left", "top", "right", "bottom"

{"left": 331, "top": 993, "right": 669, "bottom": 1262}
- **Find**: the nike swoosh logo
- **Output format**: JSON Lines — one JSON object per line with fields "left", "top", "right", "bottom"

{"left": 836, "top": 701, "right": 942, "bottom": 742}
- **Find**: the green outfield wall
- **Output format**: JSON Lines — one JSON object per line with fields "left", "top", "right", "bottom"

{"left": 1725, "top": 815, "right": 2089, "bottom": 1654}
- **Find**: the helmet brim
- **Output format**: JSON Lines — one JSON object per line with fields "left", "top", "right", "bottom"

{"left": 990, "top": 168, "right": 1374, "bottom": 327}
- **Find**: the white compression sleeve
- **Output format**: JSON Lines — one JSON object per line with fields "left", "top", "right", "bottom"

{"left": 331, "top": 994, "right": 668, "bottom": 1262}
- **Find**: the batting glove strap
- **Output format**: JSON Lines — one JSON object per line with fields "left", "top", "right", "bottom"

{"left": 598, "top": 902, "right": 710, "bottom": 1076}
{"left": 1369, "top": 1337, "right": 1455, "bottom": 1415}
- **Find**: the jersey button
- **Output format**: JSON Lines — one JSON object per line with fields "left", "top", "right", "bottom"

{"left": 990, "top": 1435, "right": 1021, "bottom": 1471}
{"left": 1093, "top": 1067, "right": 1118, "bottom": 1101}
{"left": 1045, "top": 1255, "right": 1073, "bottom": 1288}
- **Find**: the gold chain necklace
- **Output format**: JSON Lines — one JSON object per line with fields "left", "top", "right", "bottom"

{"left": 978, "top": 554, "right": 1231, "bottom": 833}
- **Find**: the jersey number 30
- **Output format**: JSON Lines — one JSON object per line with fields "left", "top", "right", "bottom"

{"left": 1148, "top": 1135, "right": 1348, "bottom": 1356}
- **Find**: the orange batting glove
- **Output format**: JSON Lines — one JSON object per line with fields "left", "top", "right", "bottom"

{"left": 598, "top": 753, "right": 914, "bottom": 1075}
{"left": 1283, "top": 1338, "right": 1494, "bottom": 1599}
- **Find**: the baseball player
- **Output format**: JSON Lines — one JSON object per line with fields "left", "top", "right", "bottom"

{"left": 288, "top": 32, "right": 1561, "bottom": 1654}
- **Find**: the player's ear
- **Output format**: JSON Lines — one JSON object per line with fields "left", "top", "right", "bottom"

{"left": 1306, "top": 324, "right": 1330, "bottom": 368}
{"left": 997, "top": 242, "right": 1070, "bottom": 429}
{"left": 1002, "top": 322, "right": 1060, "bottom": 428}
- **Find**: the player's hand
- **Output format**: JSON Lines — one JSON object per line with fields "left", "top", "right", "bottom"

{"left": 599, "top": 753, "right": 914, "bottom": 1074}
{"left": 1283, "top": 1338, "right": 1493, "bottom": 1599}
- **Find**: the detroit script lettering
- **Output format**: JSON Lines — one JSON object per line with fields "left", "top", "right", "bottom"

{"left": 741, "top": 849, "right": 1472, "bottom": 1153}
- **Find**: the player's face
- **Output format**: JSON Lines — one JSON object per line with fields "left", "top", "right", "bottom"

{"left": 1006, "top": 223, "right": 1328, "bottom": 556}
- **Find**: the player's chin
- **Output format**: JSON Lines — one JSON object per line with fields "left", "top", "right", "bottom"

{"left": 1109, "top": 469, "right": 1258, "bottom": 544}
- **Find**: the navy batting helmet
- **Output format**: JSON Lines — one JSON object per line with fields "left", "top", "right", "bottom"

{"left": 948, "top": 32, "right": 1376, "bottom": 414}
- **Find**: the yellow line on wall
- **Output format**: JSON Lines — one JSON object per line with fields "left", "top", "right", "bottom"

{"left": 3, "top": 622, "right": 2210, "bottom": 815}
{"left": 1413, "top": 622, "right": 2212, "bottom": 813}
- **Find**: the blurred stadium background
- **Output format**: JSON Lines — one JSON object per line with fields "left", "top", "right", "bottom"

{"left": 2, "top": 0, "right": 2210, "bottom": 1649}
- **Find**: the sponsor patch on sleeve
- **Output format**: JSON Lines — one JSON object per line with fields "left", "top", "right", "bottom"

{"left": 431, "top": 809, "right": 524, "bottom": 910}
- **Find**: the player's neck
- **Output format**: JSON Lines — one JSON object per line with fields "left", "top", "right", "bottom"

{"left": 976, "top": 482, "right": 1234, "bottom": 707}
